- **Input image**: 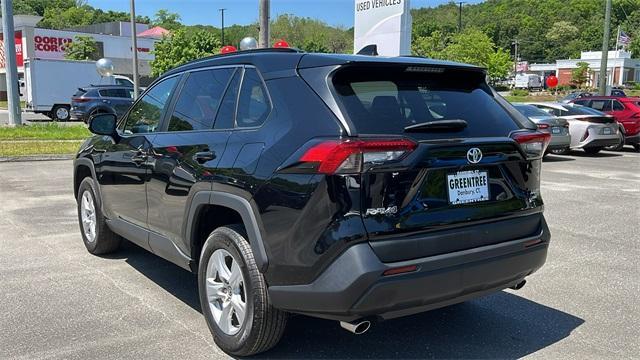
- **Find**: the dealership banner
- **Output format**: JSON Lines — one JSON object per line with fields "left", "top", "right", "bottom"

{"left": 354, "top": 0, "right": 412, "bottom": 56}
{"left": 0, "top": 31, "right": 24, "bottom": 68}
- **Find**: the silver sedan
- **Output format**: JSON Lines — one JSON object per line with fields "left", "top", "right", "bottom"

{"left": 512, "top": 103, "right": 571, "bottom": 155}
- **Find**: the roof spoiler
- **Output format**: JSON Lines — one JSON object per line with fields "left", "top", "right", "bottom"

{"left": 356, "top": 44, "right": 378, "bottom": 56}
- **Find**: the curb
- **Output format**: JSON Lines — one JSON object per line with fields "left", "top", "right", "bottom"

{"left": 0, "top": 154, "right": 74, "bottom": 162}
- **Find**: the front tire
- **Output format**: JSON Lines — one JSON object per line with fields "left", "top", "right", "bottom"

{"left": 76, "top": 177, "right": 121, "bottom": 254}
{"left": 198, "top": 226, "right": 287, "bottom": 356}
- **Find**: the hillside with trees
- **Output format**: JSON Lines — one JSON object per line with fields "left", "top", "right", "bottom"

{"left": 11, "top": 0, "right": 640, "bottom": 79}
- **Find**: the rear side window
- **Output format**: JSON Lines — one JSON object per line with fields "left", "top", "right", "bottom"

{"left": 167, "top": 68, "right": 234, "bottom": 132}
{"left": 332, "top": 66, "right": 519, "bottom": 137}
{"left": 573, "top": 100, "right": 589, "bottom": 106}
{"left": 236, "top": 68, "right": 270, "bottom": 128}
{"left": 613, "top": 100, "right": 625, "bottom": 111}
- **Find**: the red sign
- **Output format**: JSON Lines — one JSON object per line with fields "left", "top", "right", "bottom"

{"left": 34, "top": 35, "right": 73, "bottom": 53}
{"left": 0, "top": 30, "right": 24, "bottom": 68}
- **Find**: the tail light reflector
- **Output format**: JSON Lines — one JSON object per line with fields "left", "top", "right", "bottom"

{"left": 299, "top": 138, "right": 417, "bottom": 174}
{"left": 383, "top": 265, "right": 418, "bottom": 276}
{"left": 72, "top": 97, "right": 90, "bottom": 103}
{"left": 511, "top": 131, "right": 551, "bottom": 158}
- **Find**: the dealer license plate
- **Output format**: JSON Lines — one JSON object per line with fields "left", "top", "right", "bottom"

{"left": 603, "top": 127, "right": 612, "bottom": 135}
{"left": 447, "top": 170, "right": 489, "bottom": 205}
{"left": 551, "top": 127, "right": 561, "bottom": 134}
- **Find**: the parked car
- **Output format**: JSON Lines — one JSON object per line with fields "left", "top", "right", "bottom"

{"left": 610, "top": 88, "right": 627, "bottom": 97}
{"left": 70, "top": 85, "right": 136, "bottom": 123}
{"left": 512, "top": 103, "right": 571, "bottom": 155}
{"left": 561, "top": 91, "right": 593, "bottom": 103}
{"left": 528, "top": 102, "right": 620, "bottom": 154}
{"left": 73, "top": 49, "right": 552, "bottom": 355}
{"left": 570, "top": 96, "right": 640, "bottom": 151}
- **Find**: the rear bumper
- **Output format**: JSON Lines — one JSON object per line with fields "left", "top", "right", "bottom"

{"left": 548, "top": 133, "right": 571, "bottom": 150}
{"left": 269, "top": 219, "right": 550, "bottom": 322}
{"left": 579, "top": 137, "right": 620, "bottom": 149}
{"left": 70, "top": 111, "right": 88, "bottom": 122}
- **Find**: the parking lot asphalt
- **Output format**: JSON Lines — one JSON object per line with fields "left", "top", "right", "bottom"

{"left": 0, "top": 150, "right": 638, "bottom": 359}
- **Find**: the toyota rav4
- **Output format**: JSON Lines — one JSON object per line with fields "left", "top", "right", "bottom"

{"left": 73, "top": 49, "right": 551, "bottom": 356}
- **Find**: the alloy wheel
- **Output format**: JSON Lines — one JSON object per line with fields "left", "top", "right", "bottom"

{"left": 205, "top": 249, "right": 247, "bottom": 335}
{"left": 80, "top": 190, "right": 96, "bottom": 243}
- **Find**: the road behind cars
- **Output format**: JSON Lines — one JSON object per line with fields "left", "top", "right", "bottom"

{"left": 0, "top": 151, "right": 638, "bottom": 359}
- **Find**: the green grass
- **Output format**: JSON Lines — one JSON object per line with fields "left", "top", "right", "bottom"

{"left": 0, "top": 100, "right": 26, "bottom": 109}
{"left": 0, "top": 140, "right": 83, "bottom": 157}
{"left": 0, "top": 123, "right": 90, "bottom": 140}
{"left": 504, "top": 94, "right": 560, "bottom": 103}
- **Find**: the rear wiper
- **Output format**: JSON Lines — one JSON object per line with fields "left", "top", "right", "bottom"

{"left": 404, "top": 119, "right": 468, "bottom": 132}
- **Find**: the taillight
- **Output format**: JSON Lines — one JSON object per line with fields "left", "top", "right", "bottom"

{"left": 511, "top": 131, "right": 551, "bottom": 158}
{"left": 536, "top": 123, "right": 549, "bottom": 130}
{"left": 72, "top": 97, "right": 90, "bottom": 103}
{"left": 298, "top": 138, "right": 417, "bottom": 174}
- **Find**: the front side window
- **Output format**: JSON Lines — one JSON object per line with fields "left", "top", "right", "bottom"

{"left": 236, "top": 68, "right": 271, "bottom": 128}
{"left": 167, "top": 68, "right": 234, "bottom": 132}
{"left": 122, "top": 76, "right": 178, "bottom": 134}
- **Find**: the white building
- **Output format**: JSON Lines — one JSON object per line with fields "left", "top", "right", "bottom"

{"left": 529, "top": 51, "right": 640, "bottom": 87}
{"left": 0, "top": 15, "right": 159, "bottom": 99}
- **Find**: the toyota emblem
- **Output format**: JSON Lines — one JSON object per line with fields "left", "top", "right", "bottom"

{"left": 466, "top": 148, "right": 483, "bottom": 164}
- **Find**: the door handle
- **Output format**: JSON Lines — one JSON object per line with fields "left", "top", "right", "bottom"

{"left": 193, "top": 150, "right": 215, "bottom": 164}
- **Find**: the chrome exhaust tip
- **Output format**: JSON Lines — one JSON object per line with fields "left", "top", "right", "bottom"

{"left": 340, "top": 320, "right": 371, "bottom": 335}
{"left": 510, "top": 279, "right": 526, "bottom": 290}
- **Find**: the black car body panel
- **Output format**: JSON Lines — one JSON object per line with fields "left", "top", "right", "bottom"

{"left": 74, "top": 49, "right": 550, "bottom": 322}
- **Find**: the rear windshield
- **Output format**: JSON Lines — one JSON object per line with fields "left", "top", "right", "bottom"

{"left": 513, "top": 104, "right": 551, "bottom": 118}
{"left": 332, "top": 66, "right": 520, "bottom": 136}
{"left": 73, "top": 89, "right": 86, "bottom": 97}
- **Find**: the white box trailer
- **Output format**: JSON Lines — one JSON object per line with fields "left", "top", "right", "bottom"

{"left": 24, "top": 58, "right": 133, "bottom": 121}
{"left": 514, "top": 73, "right": 543, "bottom": 90}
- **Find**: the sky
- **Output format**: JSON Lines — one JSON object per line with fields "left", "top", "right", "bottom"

{"left": 86, "top": 0, "right": 484, "bottom": 28}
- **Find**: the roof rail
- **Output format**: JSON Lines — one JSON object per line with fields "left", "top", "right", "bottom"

{"left": 170, "top": 47, "right": 305, "bottom": 73}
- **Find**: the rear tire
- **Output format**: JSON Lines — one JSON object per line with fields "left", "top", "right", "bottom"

{"left": 76, "top": 177, "right": 121, "bottom": 254}
{"left": 605, "top": 132, "right": 625, "bottom": 151}
{"left": 52, "top": 105, "right": 70, "bottom": 121}
{"left": 584, "top": 147, "right": 602, "bottom": 154}
{"left": 198, "top": 226, "right": 287, "bottom": 356}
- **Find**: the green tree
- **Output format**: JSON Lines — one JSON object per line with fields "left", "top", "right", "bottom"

{"left": 64, "top": 35, "right": 97, "bottom": 60}
{"left": 152, "top": 9, "right": 182, "bottom": 31}
{"left": 571, "top": 62, "right": 591, "bottom": 88}
{"left": 301, "top": 36, "right": 329, "bottom": 53}
{"left": 151, "top": 29, "right": 220, "bottom": 77}
{"left": 486, "top": 48, "right": 514, "bottom": 81}
{"left": 412, "top": 30, "right": 448, "bottom": 58}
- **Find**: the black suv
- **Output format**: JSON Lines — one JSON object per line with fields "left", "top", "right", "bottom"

{"left": 74, "top": 49, "right": 551, "bottom": 356}
{"left": 70, "top": 85, "right": 135, "bottom": 123}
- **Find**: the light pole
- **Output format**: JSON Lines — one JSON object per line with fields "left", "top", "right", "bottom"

{"left": 1, "top": 0, "right": 22, "bottom": 126}
{"left": 599, "top": 0, "right": 612, "bottom": 96}
{"left": 129, "top": 0, "right": 140, "bottom": 99}
{"left": 259, "top": 0, "right": 270, "bottom": 48}
{"left": 458, "top": 2, "right": 466, "bottom": 33}
{"left": 219, "top": 8, "right": 226, "bottom": 46}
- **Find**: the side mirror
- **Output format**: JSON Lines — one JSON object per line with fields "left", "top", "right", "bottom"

{"left": 89, "top": 113, "right": 118, "bottom": 137}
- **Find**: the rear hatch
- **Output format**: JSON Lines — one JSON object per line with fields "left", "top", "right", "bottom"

{"left": 299, "top": 60, "right": 548, "bottom": 262}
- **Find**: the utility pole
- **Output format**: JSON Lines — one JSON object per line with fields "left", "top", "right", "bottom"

{"left": 512, "top": 39, "right": 519, "bottom": 77}
{"left": 599, "top": 0, "right": 612, "bottom": 96}
{"left": 458, "top": 2, "right": 465, "bottom": 33}
{"left": 129, "top": 0, "right": 140, "bottom": 99}
{"left": 219, "top": 8, "right": 226, "bottom": 46}
{"left": 258, "top": 0, "right": 270, "bottom": 48}
{"left": 1, "top": 0, "right": 22, "bottom": 126}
